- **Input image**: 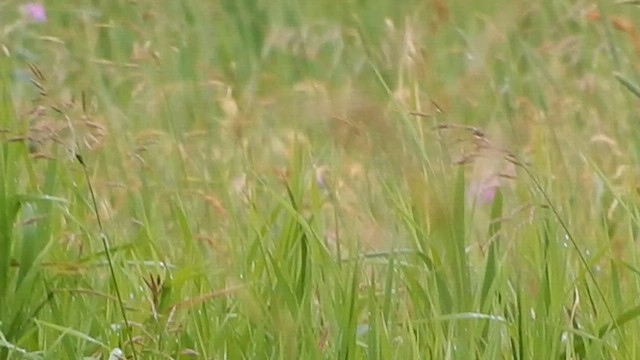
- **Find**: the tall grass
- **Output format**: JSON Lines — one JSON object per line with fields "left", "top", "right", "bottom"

{"left": 2, "top": 0, "right": 640, "bottom": 358}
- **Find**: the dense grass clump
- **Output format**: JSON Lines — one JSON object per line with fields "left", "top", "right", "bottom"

{"left": 3, "top": 1, "right": 640, "bottom": 358}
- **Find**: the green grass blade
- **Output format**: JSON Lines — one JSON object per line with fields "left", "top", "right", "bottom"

{"left": 480, "top": 189, "right": 503, "bottom": 309}
{"left": 615, "top": 72, "right": 640, "bottom": 99}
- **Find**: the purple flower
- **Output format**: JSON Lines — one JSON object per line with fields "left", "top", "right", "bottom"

{"left": 22, "top": 3, "right": 47, "bottom": 22}
{"left": 478, "top": 185, "right": 497, "bottom": 204}
{"left": 470, "top": 177, "right": 500, "bottom": 204}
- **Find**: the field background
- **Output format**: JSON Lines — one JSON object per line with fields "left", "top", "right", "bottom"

{"left": 2, "top": 0, "right": 640, "bottom": 359}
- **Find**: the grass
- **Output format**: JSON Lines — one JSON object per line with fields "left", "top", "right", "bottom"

{"left": 2, "top": 0, "right": 640, "bottom": 358}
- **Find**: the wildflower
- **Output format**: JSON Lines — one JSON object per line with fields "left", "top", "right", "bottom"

{"left": 470, "top": 177, "right": 500, "bottom": 204}
{"left": 478, "top": 184, "right": 498, "bottom": 204}
{"left": 22, "top": 3, "right": 47, "bottom": 22}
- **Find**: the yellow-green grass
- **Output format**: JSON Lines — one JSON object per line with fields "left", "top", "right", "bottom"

{"left": 2, "top": 0, "right": 640, "bottom": 358}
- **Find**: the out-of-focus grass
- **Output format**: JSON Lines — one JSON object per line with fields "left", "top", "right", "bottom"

{"left": 2, "top": 0, "right": 640, "bottom": 358}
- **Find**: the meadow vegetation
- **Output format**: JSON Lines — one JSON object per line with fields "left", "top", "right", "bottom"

{"left": 2, "top": 0, "right": 640, "bottom": 358}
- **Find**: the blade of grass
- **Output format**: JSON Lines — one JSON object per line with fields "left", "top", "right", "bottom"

{"left": 452, "top": 166, "right": 471, "bottom": 310}
{"left": 615, "top": 72, "right": 640, "bottom": 99}
{"left": 516, "top": 160, "right": 623, "bottom": 352}
{"left": 75, "top": 154, "right": 137, "bottom": 360}
{"left": 480, "top": 189, "right": 503, "bottom": 309}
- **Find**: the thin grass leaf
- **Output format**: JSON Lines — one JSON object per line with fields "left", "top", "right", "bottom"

{"left": 338, "top": 260, "right": 360, "bottom": 360}
{"left": 16, "top": 203, "right": 47, "bottom": 287}
{"left": 33, "top": 319, "right": 109, "bottom": 350}
{"left": 480, "top": 189, "right": 503, "bottom": 309}
{"left": 598, "top": 304, "right": 640, "bottom": 338}
{"left": 432, "top": 312, "right": 507, "bottom": 322}
{"left": 45, "top": 282, "right": 77, "bottom": 359}
{"left": 452, "top": 166, "right": 471, "bottom": 310}
{"left": 169, "top": 197, "right": 194, "bottom": 253}
{"left": 381, "top": 250, "right": 395, "bottom": 323}
{"left": 615, "top": 72, "right": 640, "bottom": 99}
{"left": 0, "top": 330, "right": 42, "bottom": 359}
{"left": 0, "top": 195, "right": 21, "bottom": 298}
{"left": 0, "top": 58, "right": 19, "bottom": 304}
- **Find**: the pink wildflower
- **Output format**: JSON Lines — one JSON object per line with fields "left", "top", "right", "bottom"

{"left": 479, "top": 184, "right": 498, "bottom": 203}
{"left": 22, "top": 3, "right": 47, "bottom": 22}
{"left": 470, "top": 177, "right": 500, "bottom": 204}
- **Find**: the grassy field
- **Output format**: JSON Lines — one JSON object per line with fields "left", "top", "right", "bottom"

{"left": 2, "top": 0, "right": 640, "bottom": 358}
